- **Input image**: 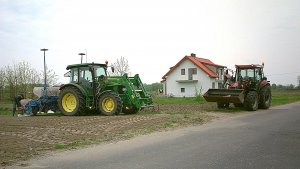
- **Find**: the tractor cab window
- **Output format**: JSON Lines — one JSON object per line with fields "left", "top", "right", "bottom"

{"left": 94, "top": 67, "right": 106, "bottom": 77}
{"left": 79, "top": 67, "right": 93, "bottom": 83}
{"left": 70, "top": 68, "right": 78, "bottom": 83}
{"left": 239, "top": 69, "right": 254, "bottom": 81}
{"left": 255, "top": 68, "right": 262, "bottom": 81}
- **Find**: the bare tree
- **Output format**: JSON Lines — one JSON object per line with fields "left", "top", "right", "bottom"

{"left": 4, "top": 65, "right": 16, "bottom": 99}
{"left": 1, "top": 61, "right": 58, "bottom": 99}
{"left": 110, "top": 56, "right": 131, "bottom": 76}
{"left": 43, "top": 68, "right": 58, "bottom": 86}
{"left": 17, "top": 61, "right": 32, "bottom": 97}
{"left": 0, "top": 68, "right": 5, "bottom": 101}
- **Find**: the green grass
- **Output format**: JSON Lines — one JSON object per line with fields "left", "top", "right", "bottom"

{"left": 0, "top": 108, "right": 12, "bottom": 115}
{"left": 53, "top": 139, "right": 95, "bottom": 150}
{"left": 271, "top": 89, "right": 300, "bottom": 106}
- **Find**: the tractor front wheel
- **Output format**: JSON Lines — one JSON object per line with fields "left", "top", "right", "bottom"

{"left": 259, "top": 85, "right": 271, "bottom": 109}
{"left": 244, "top": 91, "right": 258, "bottom": 111}
{"left": 98, "top": 92, "right": 122, "bottom": 116}
{"left": 58, "top": 86, "right": 85, "bottom": 116}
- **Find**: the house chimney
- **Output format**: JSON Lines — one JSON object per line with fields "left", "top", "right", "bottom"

{"left": 191, "top": 53, "right": 196, "bottom": 57}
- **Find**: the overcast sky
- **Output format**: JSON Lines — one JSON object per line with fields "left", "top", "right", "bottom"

{"left": 0, "top": 0, "right": 299, "bottom": 85}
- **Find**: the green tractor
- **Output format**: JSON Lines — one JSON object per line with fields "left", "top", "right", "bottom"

{"left": 58, "top": 62, "right": 153, "bottom": 116}
{"left": 203, "top": 64, "right": 271, "bottom": 111}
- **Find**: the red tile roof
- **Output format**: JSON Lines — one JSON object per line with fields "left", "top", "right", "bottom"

{"left": 161, "top": 55, "right": 226, "bottom": 80}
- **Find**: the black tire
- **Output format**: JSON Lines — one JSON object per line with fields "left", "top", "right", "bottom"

{"left": 259, "top": 85, "right": 272, "bottom": 109}
{"left": 98, "top": 92, "right": 122, "bottom": 116}
{"left": 58, "top": 86, "right": 85, "bottom": 116}
{"left": 122, "top": 105, "right": 140, "bottom": 114}
{"left": 217, "top": 102, "right": 229, "bottom": 109}
{"left": 244, "top": 91, "right": 258, "bottom": 111}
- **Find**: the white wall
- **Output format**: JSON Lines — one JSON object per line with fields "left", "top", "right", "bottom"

{"left": 164, "top": 60, "right": 217, "bottom": 97}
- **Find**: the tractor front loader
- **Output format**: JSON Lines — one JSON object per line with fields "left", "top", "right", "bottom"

{"left": 58, "top": 63, "right": 153, "bottom": 116}
{"left": 203, "top": 64, "right": 271, "bottom": 111}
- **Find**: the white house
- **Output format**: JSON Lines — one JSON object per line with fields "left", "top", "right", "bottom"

{"left": 161, "top": 53, "right": 226, "bottom": 97}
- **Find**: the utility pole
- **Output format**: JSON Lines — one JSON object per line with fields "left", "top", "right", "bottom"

{"left": 40, "top": 48, "right": 48, "bottom": 99}
{"left": 85, "top": 49, "right": 88, "bottom": 63}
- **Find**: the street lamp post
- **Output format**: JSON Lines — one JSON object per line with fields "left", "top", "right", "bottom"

{"left": 78, "top": 53, "right": 86, "bottom": 64}
{"left": 40, "top": 48, "right": 48, "bottom": 99}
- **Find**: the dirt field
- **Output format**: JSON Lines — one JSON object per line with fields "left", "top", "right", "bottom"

{"left": 0, "top": 103, "right": 232, "bottom": 168}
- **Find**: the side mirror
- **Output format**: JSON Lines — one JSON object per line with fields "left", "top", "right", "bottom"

{"left": 111, "top": 67, "right": 115, "bottom": 73}
{"left": 64, "top": 71, "right": 71, "bottom": 77}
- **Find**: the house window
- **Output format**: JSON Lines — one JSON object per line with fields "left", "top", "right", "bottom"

{"left": 181, "top": 88, "right": 185, "bottom": 93}
{"left": 188, "top": 68, "right": 197, "bottom": 80}
{"left": 181, "top": 69, "right": 185, "bottom": 75}
{"left": 212, "top": 82, "right": 215, "bottom": 89}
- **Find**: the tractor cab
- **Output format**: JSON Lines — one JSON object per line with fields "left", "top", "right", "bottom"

{"left": 64, "top": 63, "right": 108, "bottom": 94}
{"left": 65, "top": 63, "right": 107, "bottom": 83}
{"left": 230, "top": 64, "right": 265, "bottom": 90}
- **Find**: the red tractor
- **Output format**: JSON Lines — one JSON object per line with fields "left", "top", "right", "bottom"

{"left": 203, "top": 64, "right": 271, "bottom": 111}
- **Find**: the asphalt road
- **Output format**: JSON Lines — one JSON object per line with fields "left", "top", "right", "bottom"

{"left": 12, "top": 102, "right": 300, "bottom": 169}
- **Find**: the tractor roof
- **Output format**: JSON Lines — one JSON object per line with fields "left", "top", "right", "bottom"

{"left": 235, "top": 64, "right": 264, "bottom": 69}
{"left": 66, "top": 63, "right": 107, "bottom": 70}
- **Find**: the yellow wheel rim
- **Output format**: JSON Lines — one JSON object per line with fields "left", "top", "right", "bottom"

{"left": 62, "top": 92, "right": 77, "bottom": 112}
{"left": 102, "top": 97, "right": 115, "bottom": 112}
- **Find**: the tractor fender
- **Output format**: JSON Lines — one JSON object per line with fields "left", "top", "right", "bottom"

{"left": 97, "top": 90, "right": 113, "bottom": 98}
{"left": 59, "top": 83, "right": 88, "bottom": 97}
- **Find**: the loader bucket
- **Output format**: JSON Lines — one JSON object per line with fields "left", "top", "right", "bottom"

{"left": 203, "top": 89, "right": 245, "bottom": 104}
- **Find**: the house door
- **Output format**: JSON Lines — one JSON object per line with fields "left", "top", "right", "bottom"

{"left": 188, "top": 68, "right": 197, "bottom": 80}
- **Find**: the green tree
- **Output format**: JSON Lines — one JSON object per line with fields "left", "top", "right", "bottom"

{"left": 144, "top": 82, "right": 163, "bottom": 93}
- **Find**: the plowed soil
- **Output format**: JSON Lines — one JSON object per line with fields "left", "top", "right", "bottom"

{"left": 0, "top": 103, "right": 232, "bottom": 168}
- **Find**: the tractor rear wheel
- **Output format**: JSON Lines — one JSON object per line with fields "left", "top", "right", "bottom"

{"left": 98, "top": 92, "right": 122, "bottom": 116}
{"left": 217, "top": 102, "right": 229, "bottom": 109}
{"left": 244, "top": 91, "right": 258, "bottom": 111}
{"left": 58, "top": 86, "right": 85, "bottom": 116}
{"left": 259, "top": 85, "right": 271, "bottom": 109}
